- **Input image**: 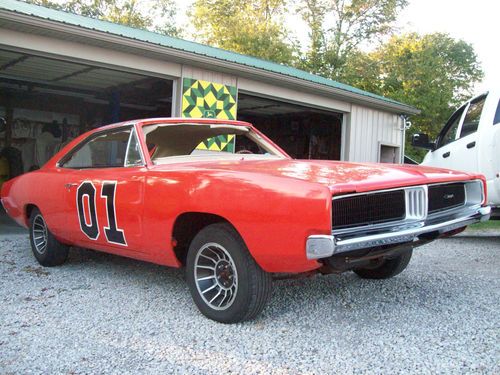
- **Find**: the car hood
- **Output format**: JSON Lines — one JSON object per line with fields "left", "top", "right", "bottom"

{"left": 152, "top": 158, "right": 480, "bottom": 194}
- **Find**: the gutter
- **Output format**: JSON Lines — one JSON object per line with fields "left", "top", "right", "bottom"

{"left": 0, "top": 9, "right": 420, "bottom": 115}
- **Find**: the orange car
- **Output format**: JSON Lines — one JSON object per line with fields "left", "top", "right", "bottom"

{"left": 1, "top": 118, "right": 491, "bottom": 323}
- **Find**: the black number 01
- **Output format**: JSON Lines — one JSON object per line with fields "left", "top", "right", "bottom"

{"left": 76, "top": 181, "right": 127, "bottom": 246}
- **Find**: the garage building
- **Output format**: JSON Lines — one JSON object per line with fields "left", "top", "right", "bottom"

{"left": 0, "top": 0, "right": 418, "bottom": 176}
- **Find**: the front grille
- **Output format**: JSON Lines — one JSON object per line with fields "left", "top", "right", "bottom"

{"left": 332, "top": 190, "right": 406, "bottom": 229}
{"left": 428, "top": 183, "right": 465, "bottom": 213}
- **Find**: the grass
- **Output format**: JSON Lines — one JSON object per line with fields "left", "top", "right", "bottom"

{"left": 467, "top": 219, "right": 500, "bottom": 231}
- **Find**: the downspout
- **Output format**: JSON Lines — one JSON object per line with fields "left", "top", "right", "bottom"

{"left": 399, "top": 114, "right": 411, "bottom": 163}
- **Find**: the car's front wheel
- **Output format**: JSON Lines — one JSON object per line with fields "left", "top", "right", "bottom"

{"left": 29, "top": 208, "right": 69, "bottom": 267}
{"left": 186, "top": 223, "right": 272, "bottom": 323}
{"left": 353, "top": 248, "right": 413, "bottom": 279}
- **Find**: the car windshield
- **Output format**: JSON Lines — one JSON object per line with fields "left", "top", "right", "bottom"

{"left": 143, "top": 123, "right": 285, "bottom": 164}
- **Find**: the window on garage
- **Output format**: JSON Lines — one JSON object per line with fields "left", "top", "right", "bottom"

{"left": 379, "top": 144, "right": 400, "bottom": 164}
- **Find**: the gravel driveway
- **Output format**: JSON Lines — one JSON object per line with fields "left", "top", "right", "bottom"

{"left": 1, "top": 232, "right": 499, "bottom": 374}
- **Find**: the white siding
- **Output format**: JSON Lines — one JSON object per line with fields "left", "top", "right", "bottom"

{"left": 182, "top": 65, "right": 237, "bottom": 87}
{"left": 346, "top": 104, "right": 404, "bottom": 163}
{"left": 238, "top": 77, "right": 350, "bottom": 113}
{"left": 0, "top": 28, "right": 181, "bottom": 78}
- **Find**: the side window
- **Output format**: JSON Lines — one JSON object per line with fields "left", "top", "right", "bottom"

{"left": 438, "top": 106, "right": 465, "bottom": 148}
{"left": 494, "top": 99, "right": 500, "bottom": 125}
{"left": 125, "top": 130, "right": 144, "bottom": 166}
{"left": 62, "top": 129, "right": 131, "bottom": 169}
{"left": 460, "top": 95, "right": 487, "bottom": 138}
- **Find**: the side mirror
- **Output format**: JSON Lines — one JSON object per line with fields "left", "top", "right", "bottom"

{"left": 411, "top": 133, "right": 435, "bottom": 150}
{"left": 0, "top": 118, "right": 5, "bottom": 133}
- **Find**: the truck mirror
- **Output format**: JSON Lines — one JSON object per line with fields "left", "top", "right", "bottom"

{"left": 411, "top": 133, "right": 435, "bottom": 150}
{"left": 0, "top": 118, "right": 5, "bottom": 133}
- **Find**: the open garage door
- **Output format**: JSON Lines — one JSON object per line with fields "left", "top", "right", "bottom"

{"left": 237, "top": 93, "right": 343, "bottom": 160}
{"left": 0, "top": 49, "right": 173, "bottom": 176}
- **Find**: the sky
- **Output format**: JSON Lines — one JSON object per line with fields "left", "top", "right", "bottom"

{"left": 396, "top": 0, "right": 499, "bottom": 95}
{"left": 176, "top": 0, "right": 498, "bottom": 96}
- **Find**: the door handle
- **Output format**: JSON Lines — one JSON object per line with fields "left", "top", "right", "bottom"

{"left": 466, "top": 141, "right": 476, "bottom": 149}
{"left": 65, "top": 183, "right": 78, "bottom": 190}
{"left": 442, "top": 152, "right": 450, "bottom": 158}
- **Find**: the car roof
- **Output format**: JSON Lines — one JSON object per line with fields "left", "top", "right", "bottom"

{"left": 97, "top": 118, "right": 254, "bottom": 131}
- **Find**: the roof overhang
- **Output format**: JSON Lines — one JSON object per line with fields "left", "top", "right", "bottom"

{"left": 0, "top": 5, "right": 420, "bottom": 115}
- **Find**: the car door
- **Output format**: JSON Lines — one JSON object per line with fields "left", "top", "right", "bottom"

{"left": 422, "top": 105, "right": 467, "bottom": 169}
{"left": 58, "top": 126, "right": 147, "bottom": 253}
{"left": 452, "top": 94, "right": 488, "bottom": 173}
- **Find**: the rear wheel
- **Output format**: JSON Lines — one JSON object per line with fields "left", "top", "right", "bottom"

{"left": 354, "top": 248, "right": 413, "bottom": 279}
{"left": 186, "top": 223, "right": 272, "bottom": 323}
{"left": 29, "top": 208, "right": 69, "bottom": 267}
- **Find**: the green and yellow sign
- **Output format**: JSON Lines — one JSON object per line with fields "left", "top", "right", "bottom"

{"left": 182, "top": 78, "right": 237, "bottom": 152}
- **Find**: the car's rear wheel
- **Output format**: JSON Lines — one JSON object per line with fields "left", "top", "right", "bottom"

{"left": 353, "top": 248, "right": 413, "bottom": 279}
{"left": 186, "top": 223, "right": 272, "bottom": 323}
{"left": 29, "top": 208, "right": 69, "bottom": 267}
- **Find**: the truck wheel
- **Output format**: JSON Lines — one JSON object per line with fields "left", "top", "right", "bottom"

{"left": 29, "top": 208, "right": 69, "bottom": 267}
{"left": 354, "top": 248, "right": 413, "bottom": 279}
{"left": 186, "top": 223, "right": 272, "bottom": 323}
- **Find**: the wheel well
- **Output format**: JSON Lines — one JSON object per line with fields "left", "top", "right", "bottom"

{"left": 25, "top": 204, "right": 38, "bottom": 223}
{"left": 172, "top": 212, "right": 233, "bottom": 266}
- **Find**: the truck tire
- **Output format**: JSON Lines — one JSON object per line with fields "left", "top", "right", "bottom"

{"left": 29, "top": 208, "right": 69, "bottom": 267}
{"left": 354, "top": 248, "right": 413, "bottom": 279}
{"left": 186, "top": 223, "right": 272, "bottom": 323}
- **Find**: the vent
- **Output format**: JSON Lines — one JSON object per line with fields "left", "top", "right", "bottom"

{"left": 332, "top": 190, "right": 406, "bottom": 229}
{"left": 405, "top": 187, "right": 427, "bottom": 220}
{"left": 428, "top": 183, "right": 465, "bottom": 213}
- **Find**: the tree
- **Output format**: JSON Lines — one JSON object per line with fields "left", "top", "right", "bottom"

{"left": 298, "top": 0, "right": 408, "bottom": 80}
{"left": 345, "top": 33, "right": 483, "bottom": 161}
{"left": 189, "top": 0, "right": 298, "bottom": 65}
{"left": 23, "top": 0, "right": 181, "bottom": 36}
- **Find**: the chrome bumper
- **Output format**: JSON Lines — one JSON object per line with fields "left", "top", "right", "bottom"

{"left": 306, "top": 205, "right": 491, "bottom": 260}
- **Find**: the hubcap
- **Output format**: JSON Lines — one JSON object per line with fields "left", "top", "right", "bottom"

{"left": 32, "top": 214, "right": 48, "bottom": 255}
{"left": 194, "top": 243, "right": 238, "bottom": 310}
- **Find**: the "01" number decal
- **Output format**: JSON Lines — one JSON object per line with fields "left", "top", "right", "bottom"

{"left": 76, "top": 181, "right": 127, "bottom": 246}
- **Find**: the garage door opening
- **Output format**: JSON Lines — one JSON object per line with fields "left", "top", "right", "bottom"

{"left": 237, "top": 93, "right": 343, "bottom": 160}
{"left": 0, "top": 49, "right": 173, "bottom": 175}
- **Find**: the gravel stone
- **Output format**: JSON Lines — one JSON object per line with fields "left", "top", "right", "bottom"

{"left": 0, "top": 233, "right": 498, "bottom": 374}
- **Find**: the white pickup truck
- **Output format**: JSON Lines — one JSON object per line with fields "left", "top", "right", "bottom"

{"left": 412, "top": 90, "right": 500, "bottom": 219}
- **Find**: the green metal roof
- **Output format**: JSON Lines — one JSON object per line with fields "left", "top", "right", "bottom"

{"left": 1, "top": 0, "right": 416, "bottom": 112}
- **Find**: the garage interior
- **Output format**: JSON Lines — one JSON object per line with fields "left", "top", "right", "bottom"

{"left": 0, "top": 47, "right": 344, "bottom": 184}
{"left": 0, "top": 48, "right": 173, "bottom": 173}
{"left": 237, "top": 93, "right": 343, "bottom": 160}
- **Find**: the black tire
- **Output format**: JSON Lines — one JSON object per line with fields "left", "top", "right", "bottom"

{"left": 186, "top": 223, "right": 272, "bottom": 323}
{"left": 354, "top": 248, "right": 413, "bottom": 279}
{"left": 29, "top": 208, "right": 69, "bottom": 267}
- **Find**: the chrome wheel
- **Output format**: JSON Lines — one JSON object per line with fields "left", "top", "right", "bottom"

{"left": 32, "top": 214, "right": 48, "bottom": 255}
{"left": 194, "top": 242, "right": 238, "bottom": 311}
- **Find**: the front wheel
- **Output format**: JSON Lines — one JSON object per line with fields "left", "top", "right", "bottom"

{"left": 29, "top": 208, "right": 69, "bottom": 267}
{"left": 186, "top": 223, "right": 272, "bottom": 323}
{"left": 354, "top": 248, "right": 413, "bottom": 279}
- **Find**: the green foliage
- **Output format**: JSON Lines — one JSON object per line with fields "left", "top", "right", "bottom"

{"left": 298, "top": 0, "right": 408, "bottom": 80}
{"left": 344, "top": 33, "right": 483, "bottom": 161}
{"left": 23, "top": 0, "right": 181, "bottom": 36}
{"left": 468, "top": 219, "right": 500, "bottom": 231}
{"left": 189, "top": 0, "right": 299, "bottom": 65}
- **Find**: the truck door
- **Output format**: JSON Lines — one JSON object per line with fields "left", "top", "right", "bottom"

{"left": 453, "top": 94, "right": 488, "bottom": 173}
{"left": 422, "top": 105, "right": 467, "bottom": 170}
